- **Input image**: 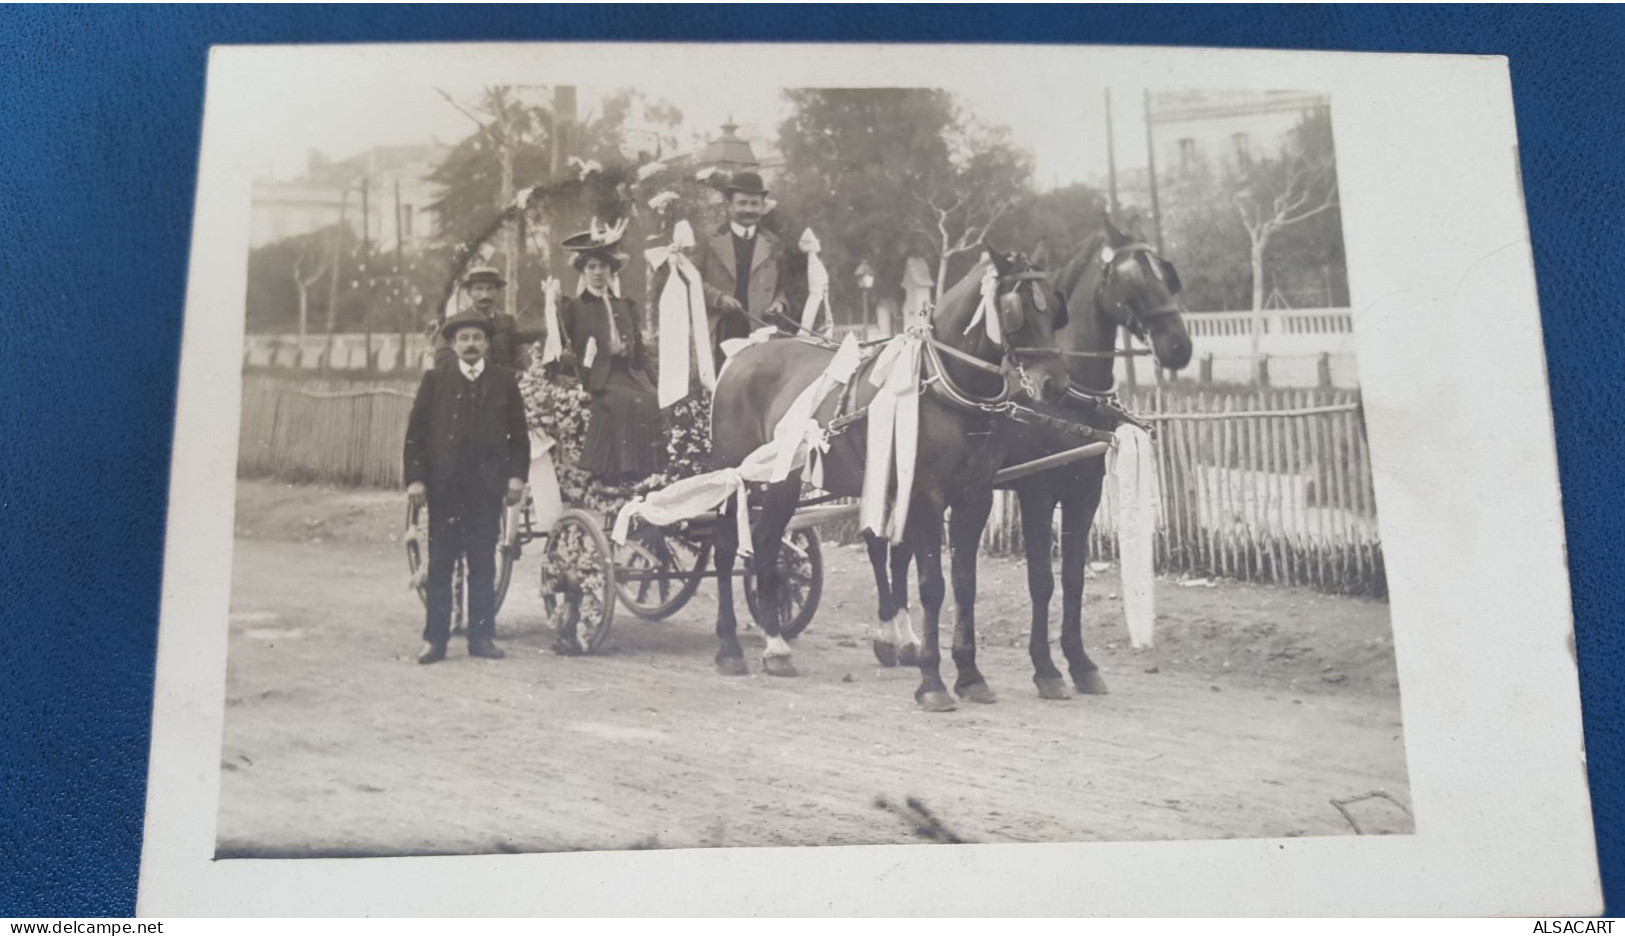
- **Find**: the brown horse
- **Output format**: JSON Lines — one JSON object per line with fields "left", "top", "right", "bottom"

{"left": 866, "top": 220, "right": 1194, "bottom": 697}
{"left": 1006, "top": 222, "right": 1191, "bottom": 697}
{"left": 708, "top": 249, "right": 1070, "bottom": 711}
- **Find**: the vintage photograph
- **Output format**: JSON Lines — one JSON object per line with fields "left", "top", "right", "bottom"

{"left": 138, "top": 41, "right": 1598, "bottom": 917}
{"left": 221, "top": 73, "right": 1404, "bottom": 857}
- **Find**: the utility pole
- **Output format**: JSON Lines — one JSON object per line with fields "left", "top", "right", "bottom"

{"left": 549, "top": 85, "right": 576, "bottom": 284}
{"left": 498, "top": 94, "right": 518, "bottom": 322}
{"left": 1105, "top": 88, "right": 1120, "bottom": 217}
{"left": 361, "top": 175, "right": 374, "bottom": 372}
{"left": 324, "top": 186, "right": 349, "bottom": 372}
{"left": 1142, "top": 88, "right": 1165, "bottom": 254}
{"left": 395, "top": 177, "right": 408, "bottom": 371}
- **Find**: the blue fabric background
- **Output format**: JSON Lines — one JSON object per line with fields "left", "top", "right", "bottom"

{"left": 1, "top": 5, "right": 1619, "bottom": 917}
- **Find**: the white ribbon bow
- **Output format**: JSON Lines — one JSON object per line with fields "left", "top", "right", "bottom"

{"left": 539, "top": 277, "right": 564, "bottom": 366}
{"left": 798, "top": 228, "right": 830, "bottom": 336}
{"left": 962, "top": 265, "right": 1003, "bottom": 346}
{"left": 654, "top": 220, "right": 717, "bottom": 409}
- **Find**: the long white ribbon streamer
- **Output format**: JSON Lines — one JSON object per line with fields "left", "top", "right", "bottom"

{"left": 769, "top": 334, "right": 862, "bottom": 488}
{"left": 610, "top": 334, "right": 869, "bottom": 557}
{"left": 1108, "top": 424, "right": 1161, "bottom": 648}
{"left": 859, "top": 335, "right": 922, "bottom": 544}
{"left": 613, "top": 468, "right": 752, "bottom": 558}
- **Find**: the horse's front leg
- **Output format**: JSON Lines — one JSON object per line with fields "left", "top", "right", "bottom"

{"left": 712, "top": 496, "right": 747, "bottom": 676}
{"left": 751, "top": 477, "right": 802, "bottom": 677}
{"left": 865, "top": 531, "right": 902, "bottom": 667}
{"left": 948, "top": 490, "right": 996, "bottom": 704}
{"left": 909, "top": 504, "right": 955, "bottom": 712}
{"left": 1059, "top": 480, "right": 1109, "bottom": 695}
{"left": 1018, "top": 484, "right": 1068, "bottom": 700}
{"left": 889, "top": 541, "right": 920, "bottom": 666}
{"left": 865, "top": 534, "right": 920, "bottom": 668}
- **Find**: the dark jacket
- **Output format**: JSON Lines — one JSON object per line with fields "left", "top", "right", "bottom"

{"left": 431, "top": 310, "right": 544, "bottom": 371}
{"left": 559, "top": 292, "right": 650, "bottom": 393}
{"left": 403, "top": 361, "right": 531, "bottom": 501}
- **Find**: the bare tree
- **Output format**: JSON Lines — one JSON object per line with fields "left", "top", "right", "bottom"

{"left": 911, "top": 188, "right": 1014, "bottom": 305}
{"left": 291, "top": 242, "right": 331, "bottom": 341}
{"left": 908, "top": 120, "right": 1032, "bottom": 303}
{"left": 1232, "top": 108, "right": 1340, "bottom": 379}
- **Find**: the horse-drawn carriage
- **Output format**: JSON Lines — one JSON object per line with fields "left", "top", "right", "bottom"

{"left": 405, "top": 152, "right": 1194, "bottom": 708}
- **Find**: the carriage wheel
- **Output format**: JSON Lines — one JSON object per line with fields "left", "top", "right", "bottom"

{"left": 743, "top": 527, "right": 823, "bottom": 640}
{"left": 539, "top": 509, "right": 618, "bottom": 655}
{"left": 405, "top": 500, "right": 520, "bottom": 631}
{"left": 614, "top": 524, "right": 712, "bottom": 621}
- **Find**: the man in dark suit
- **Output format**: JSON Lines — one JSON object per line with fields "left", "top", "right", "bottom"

{"left": 696, "top": 171, "right": 793, "bottom": 363}
{"left": 404, "top": 311, "right": 531, "bottom": 663}
{"left": 431, "top": 265, "right": 543, "bottom": 372}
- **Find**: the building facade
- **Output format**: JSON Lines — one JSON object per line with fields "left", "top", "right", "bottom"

{"left": 249, "top": 143, "right": 449, "bottom": 249}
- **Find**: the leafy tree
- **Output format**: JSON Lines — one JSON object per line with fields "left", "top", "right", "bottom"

{"left": 1004, "top": 183, "right": 1111, "bottom": 267}
{"left": 774, "top": 89, "right": 957, "bottom": 324}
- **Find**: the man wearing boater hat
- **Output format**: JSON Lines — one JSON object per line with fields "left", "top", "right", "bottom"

{"left": 696, "top": 170, "right": 793, "bottom": 363}
{"left": 404, "top": 310, "right": 531, "bottom": 664}
{"left": 432, "top": 265, "right": 544, "bottom": 371}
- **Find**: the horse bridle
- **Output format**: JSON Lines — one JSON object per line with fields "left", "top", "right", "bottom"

{"left": 925, "top": 267, "right": 1058, "bottom": 404}
{"left": 1096, "top": 241, "right": 1184, "bottom": 340}
{"left": 1010, "top": 240, "right": 1183, "bottom": 366}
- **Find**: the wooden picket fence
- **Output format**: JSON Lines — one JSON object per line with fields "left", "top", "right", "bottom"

{"left": 976, "top": 385, "right": 1385, "bottom": 597}
{"left": 237, "top": 374, "right": 420, "bottom": 488}
{"left": 237, "top": 375, "right": 1384, "bottom": 596}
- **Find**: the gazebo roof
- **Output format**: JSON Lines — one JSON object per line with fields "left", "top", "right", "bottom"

{"left": 697, "top": 119, "right": 759, "bottom": 169}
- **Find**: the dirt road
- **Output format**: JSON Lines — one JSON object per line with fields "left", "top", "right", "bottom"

{"left": 216, "top": 481, "right": 1410, "bottom": 856}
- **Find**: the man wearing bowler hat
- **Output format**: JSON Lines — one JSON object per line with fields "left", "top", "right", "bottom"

{"left": 404, "top": 310, "right": 531, "bottom": 664}
{"left": 696, "top": 170, "right": 793, "bottom": 363}
{"left": 432, "top": 265, "right": 544, "bottom": 372}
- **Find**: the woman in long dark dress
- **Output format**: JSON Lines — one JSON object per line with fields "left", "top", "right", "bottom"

{"left": 558, "top": 234, "right": 666, "bottom": 478}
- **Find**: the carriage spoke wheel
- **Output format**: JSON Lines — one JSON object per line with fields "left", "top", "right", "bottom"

{"left": 406, "top": 501, "right": 520, "bottom": 634}
{"left": 614, "top": 524, "right": 711, "bottom": 621}
{"left": 539, "top": 509, "right": 617, "bottom": 655}
{"left": 743, "top": 527, "right": 824, "bottom": 640}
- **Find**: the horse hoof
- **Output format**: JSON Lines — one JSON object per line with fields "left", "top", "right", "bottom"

{"left": 897, "top": 643, "right": 920, "bottom": 667}
{"left": 957, "top": 682, "right": 998, "bottom": 705}
{"left": 552, "top": 638, "right": 583, "bottom": 657}
{"left": 916, "top": 690, "right": 957, "bottom": 713}
{"left": 1035, "top": 677, "right": 1071, "bottom": 701}
{"left": 1073, "top": 670, "right": 1110, "bottom": 695}
{"left": 872, "top": 641, "right": 898, "bottom": 668}
{"left": 715, "top": 657, "right": 749, "bottom": 677}
{"left": 763, "top": 655, "right": 798, "bottom": 678}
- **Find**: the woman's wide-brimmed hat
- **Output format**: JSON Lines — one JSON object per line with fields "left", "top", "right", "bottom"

{"left": 562, "top": 218, "right": 630, "bottom": 272}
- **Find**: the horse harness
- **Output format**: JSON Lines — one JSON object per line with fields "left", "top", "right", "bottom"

{"left": 778, "top": 262, "right": 1151, "bottom": 460}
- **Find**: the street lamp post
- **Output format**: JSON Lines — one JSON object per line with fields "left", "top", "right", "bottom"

{"left": 855, "top": 260, "right": 876, "bottom": 337}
